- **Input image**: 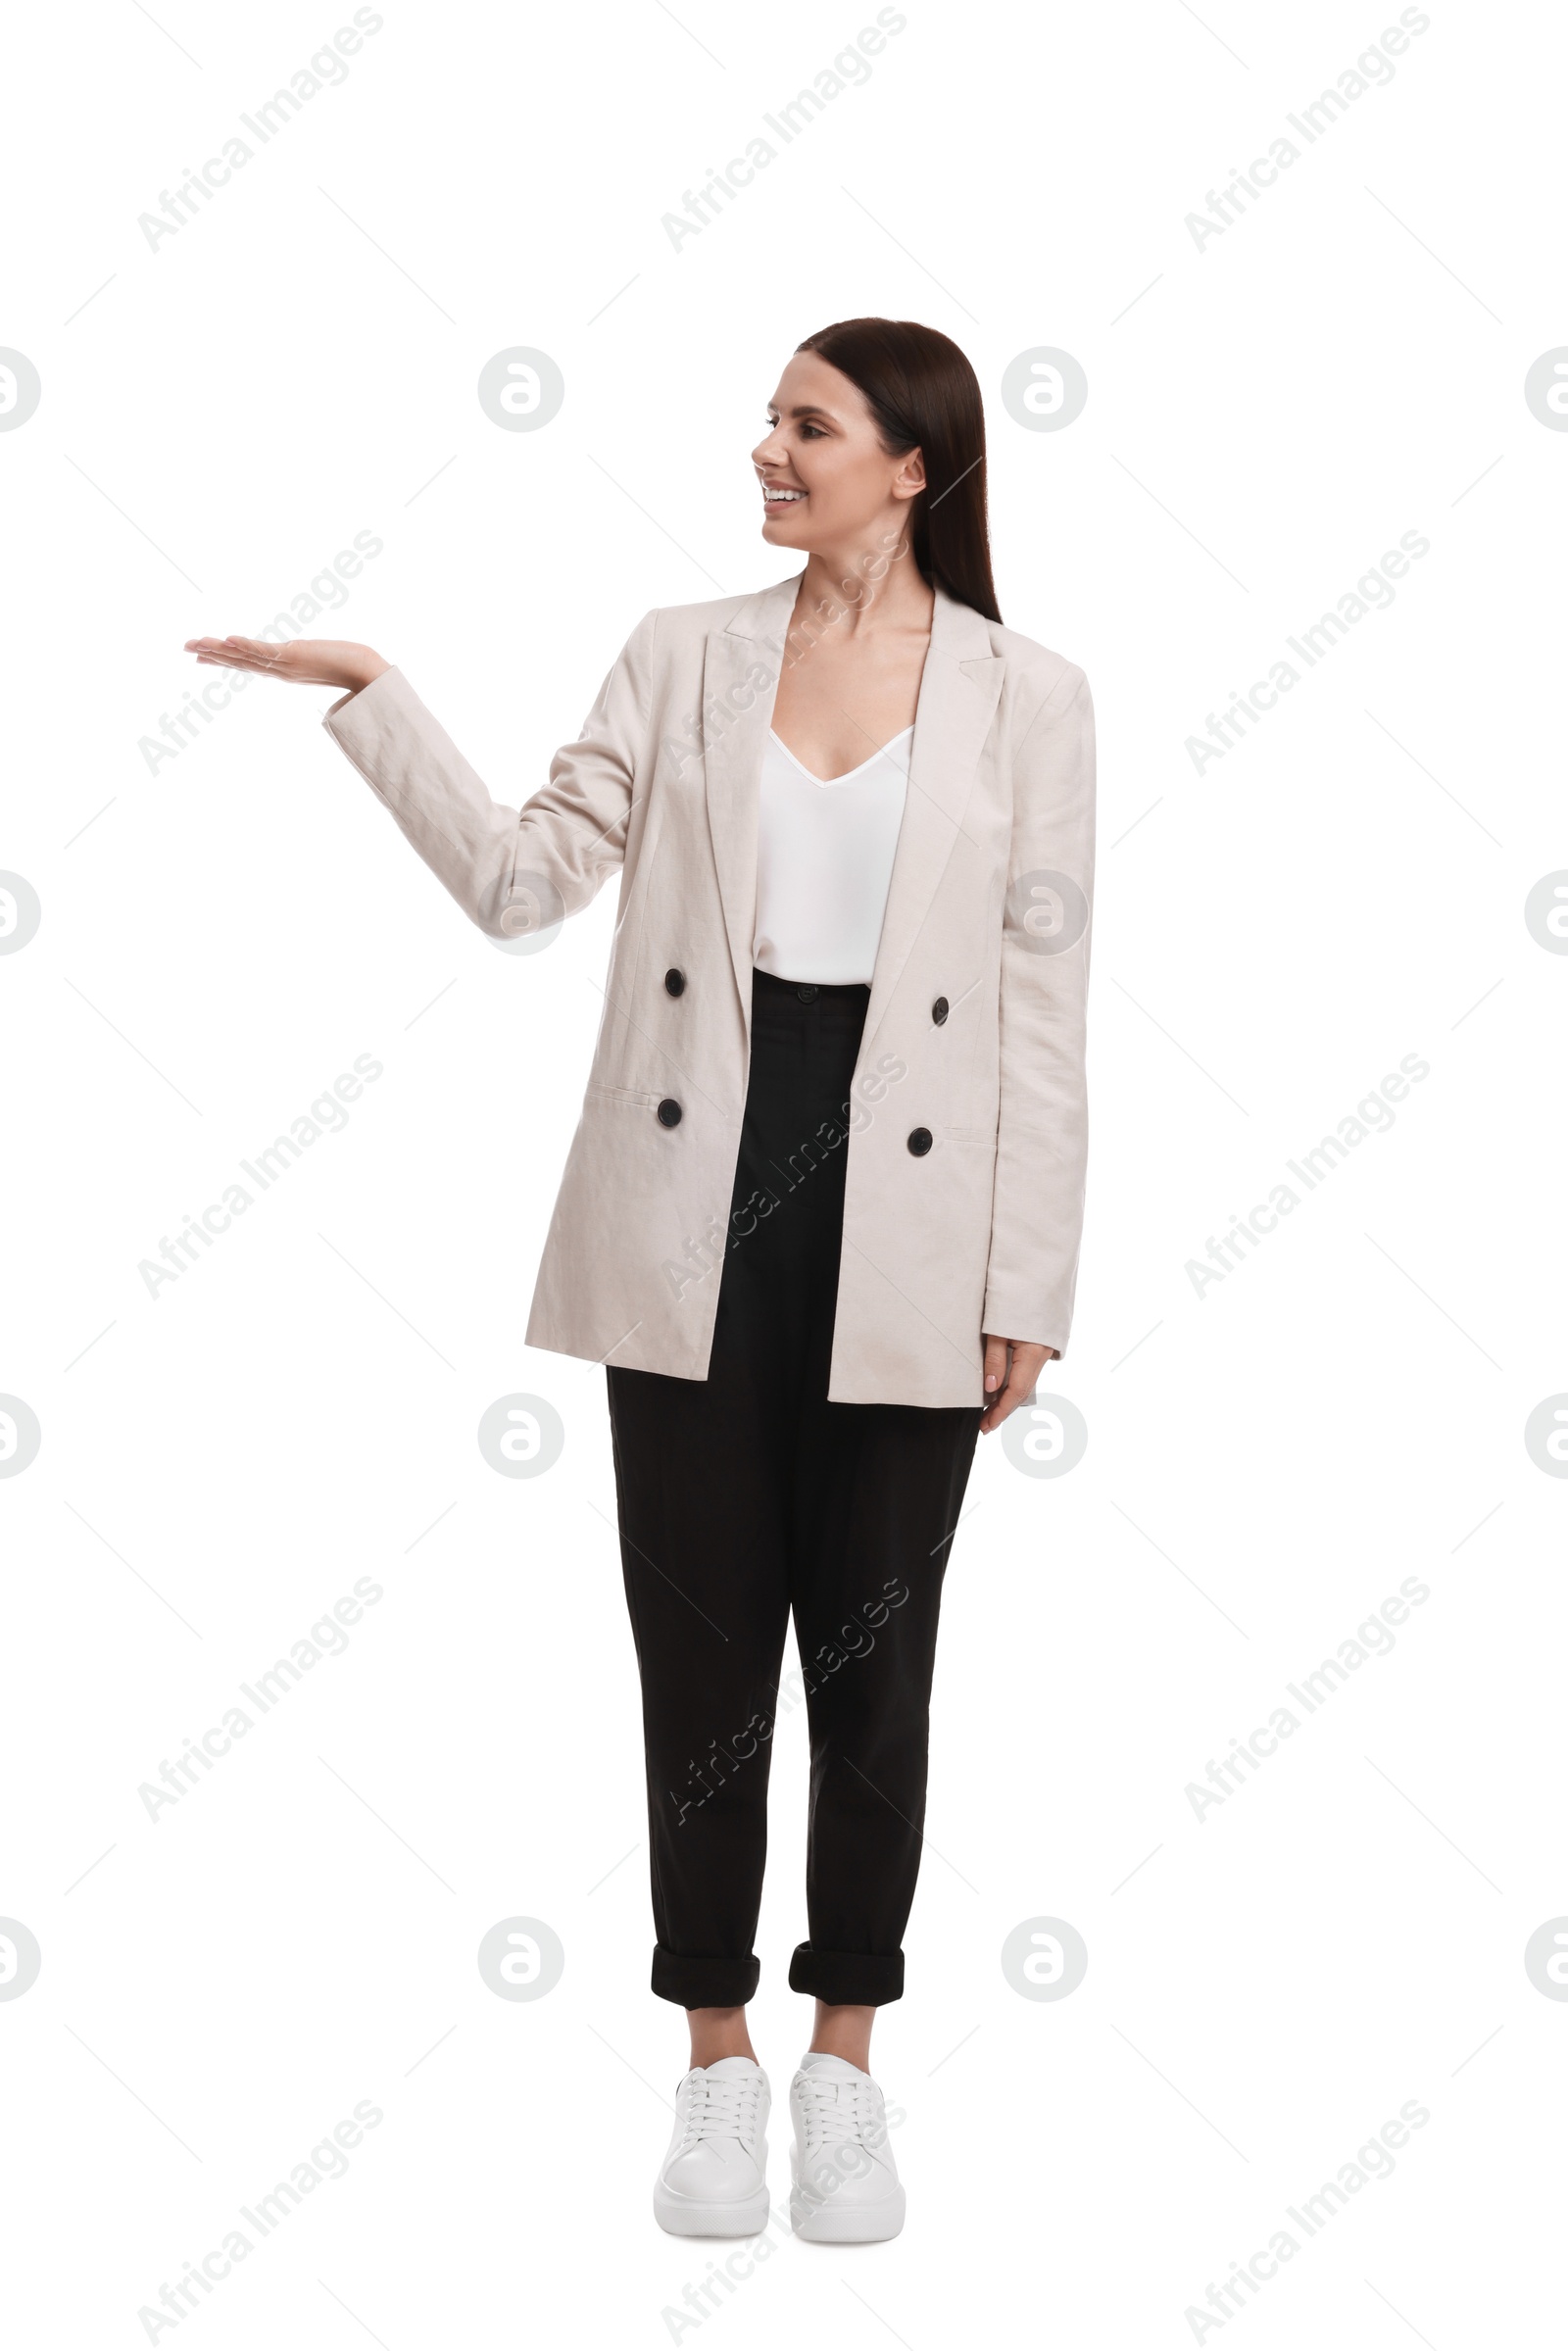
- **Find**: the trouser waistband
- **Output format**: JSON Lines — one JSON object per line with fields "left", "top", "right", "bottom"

{"left": 751, "top": 966, "right": 871, "bottom": 1010}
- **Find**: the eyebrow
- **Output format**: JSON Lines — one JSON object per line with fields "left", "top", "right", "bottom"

{"left": 767, "top": 403, "right": 838, "bottom": 422}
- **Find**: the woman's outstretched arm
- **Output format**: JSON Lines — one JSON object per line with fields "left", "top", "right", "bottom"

{"left": 184, "top": 617, "right": 657, "bottom": 939}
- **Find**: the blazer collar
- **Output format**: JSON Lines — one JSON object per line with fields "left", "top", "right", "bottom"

{"left": 702, "top": 571, "right": 1004, "bottom": 1054}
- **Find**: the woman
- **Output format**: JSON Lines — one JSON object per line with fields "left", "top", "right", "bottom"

{"left": 185, "top": 316, "right": 1096, "bottom": 2245}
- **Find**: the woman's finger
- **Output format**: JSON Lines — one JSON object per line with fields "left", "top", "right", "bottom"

{"left": 192, "top": 647, "right": 284, "bottom": 672}
{"left": 185, "top": 637, "right": 273, "bottom": 664}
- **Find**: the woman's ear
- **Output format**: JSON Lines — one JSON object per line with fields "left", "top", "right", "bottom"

{"left": 892, "top": 449, "right": 926, "bottom": 501}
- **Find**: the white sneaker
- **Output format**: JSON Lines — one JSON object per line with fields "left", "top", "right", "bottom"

{"left": 789, "top": 2052, "right": 905, "bottom": 2241}
{"left": 654, "top": 2056, "right": 770, "bottom": 2236}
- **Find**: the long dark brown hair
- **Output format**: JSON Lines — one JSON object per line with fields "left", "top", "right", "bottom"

{"left": 795, "top": 317, "right": 1001, "bottom": 623}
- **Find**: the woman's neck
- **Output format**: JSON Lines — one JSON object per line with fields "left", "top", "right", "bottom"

{"left": 790, "top": 539, "right": 934, "bottom": 644}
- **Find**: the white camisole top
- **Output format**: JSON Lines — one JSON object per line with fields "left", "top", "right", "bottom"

{"left": 752, "top": 725, "right": 913, "bottom": 986}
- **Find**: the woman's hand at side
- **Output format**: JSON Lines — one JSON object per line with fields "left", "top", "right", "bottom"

{"left": 978, "top": 1335, "right": 1056, "bottom": 1434}
{"left": 184, "top": 636, "right": 389, "bottom": 694}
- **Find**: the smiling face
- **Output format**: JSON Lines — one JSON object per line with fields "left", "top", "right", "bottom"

{"left": 752, "top": 351, "right": 925, "bottom": 555}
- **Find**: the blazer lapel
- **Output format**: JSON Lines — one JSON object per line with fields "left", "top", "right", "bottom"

{"left": 701, "top": 573, "right": 1003, "bottom": 1049}
{"left": 860, "top": 588, "right": 1002, "bottom": 1054}
{"left": 702, "top": 573, "right": 798, "bottom": 1037}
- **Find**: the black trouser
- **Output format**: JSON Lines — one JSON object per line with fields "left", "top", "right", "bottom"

{"left": 606, "top": 967, "right": 980, "bottom": 2009}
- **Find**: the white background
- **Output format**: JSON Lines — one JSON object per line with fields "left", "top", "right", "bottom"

{"left": 4, "top": 0, "right": 1566, "bottom": 2342}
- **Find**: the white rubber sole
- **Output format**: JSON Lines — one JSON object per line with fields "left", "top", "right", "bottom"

{"left": 789, "top": 2158, "right": 906, "bottom": 2242}
{"left": 654, "top": 2179, "right": 769, "bottom": 2237}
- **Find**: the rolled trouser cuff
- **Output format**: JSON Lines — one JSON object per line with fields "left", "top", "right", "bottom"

{"left": 652, "top": 1944, "right": 761, "bottom": 2009}
{"left": 788, "top": 1941, "right": 905, "bottom": 2005}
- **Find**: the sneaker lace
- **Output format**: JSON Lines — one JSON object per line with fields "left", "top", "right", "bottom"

{"left": 676, "top": 2069, "right": 762, "bottom": 2151}
{"left": 796, "top": 2072, "right": 883, "bottom": 2154}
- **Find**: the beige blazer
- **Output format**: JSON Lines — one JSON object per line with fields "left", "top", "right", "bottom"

{"left": 322, "top": 570, "right": 1095, "bottom": 1407}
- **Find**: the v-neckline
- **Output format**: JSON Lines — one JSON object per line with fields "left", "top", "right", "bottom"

{"left": 766, "top": 724, "right": 913, "bottom": 787}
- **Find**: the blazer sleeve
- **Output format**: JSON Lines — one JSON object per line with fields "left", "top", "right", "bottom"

{"left": 319, "top": 609, "right": 658, "bottom": 940}
{"left": 982, "top": 661, "right": 1097, "bottom": 1355}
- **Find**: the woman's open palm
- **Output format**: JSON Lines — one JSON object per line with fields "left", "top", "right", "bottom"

{"left": 185, "top": 635, "right": 387, "bottom": 693}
